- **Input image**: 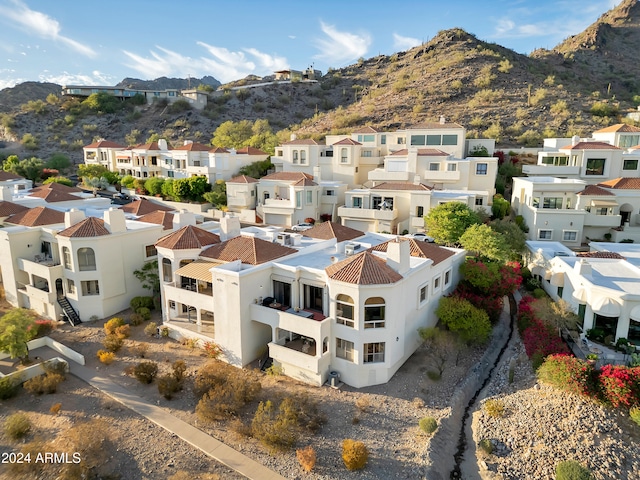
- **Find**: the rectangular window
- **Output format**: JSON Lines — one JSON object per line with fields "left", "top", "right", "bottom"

{"left": 336, "top": 302, "right": 354, "bottom": 328}
{"left": 619, "top": 135, "right": 640, "bottom": 148}
{"left": 276, "top": 150, "right": 283, "bottom": 156}
{"left": 169, "top": 300, "right": 176, "bottom": 309}
{"left": 397, "top": 137, "right": 406, "bottom": 145}
{"left": 364, "top": 342, "right": 385, "bottom": 363}
{"left": 532, "top": 197, "right": 540, "bottom": 208}
{"left": 151, "top": 156, "right": 157, "bottom": 166}
{"left": 447, "top": 163, "right": 457, "bottom": 171}
{"left": 538, "top": 230, "right": 553, "bottom": 240}
{"left": 442, "top": 134, "right": 458, "bottom": 145}
{"left": 419, "top": 284, "right": 428, "bottom": 305}
{"left": 67, "top": 279, "right": 76, "bottom": 295}
{"left": 585, "top": 158, "right": 606, "bottom": 175}
{"left": 326, "top": 190, "right": 334, "bottom": 196}
{"left": 563, "top": 231, "right": 578, "bottom": 241}
{"left": 273, "top": 280, "right": 291, "bottom": 306}
{"left": 296, "top": 191, "right": 302, "bottom": 208}
{"left": 306, "top": 190, "right": 313, "bottom": 205}
{"left": 416, "top": 206, "right": 424, "bottom": 217}
{"left": 167, "top": 170, "right": 174, "bottom": 178}
{"left": 475, "top": 198, "right": 483, "bottom": 206}
{"left": 362, "top": 134, "right": 374, "bottom": 142}
{"left": 352, "top": 197, "right": 362, "bottom": 208}
{"left": 362, "top": 150, "right": 372, "bottom": 157}
{"left": 410, "top": 135, "right": 426, "bottom": 146}
{"left": 444, "top": 269, "right": 451, "bottom": 287}
{"left": 336, "top": 338, "right": 354, "bottom": 361}
{"left": 145, "top": 245, "right": 157, "bottom": 257}
{"left": 623, "top": 159, "right": 638, "bottom": 170}
{"left": 557, "top": 286, "right": 564, "bottom": 298}
{"left": 429, "top": 163, "right": 440, "bottom": 171}
{"left": 433, "top": 276, "right": 441, "bottom": 292}
{"left": 426, "top": 135, "right": 442, "bottom": 145}
{"left": 543, "top": 197, "right": 563, "bottom": 209}
{"left": 476, "top": 163, "right": 488, "bottom": 175}
{"left": 81, "top": 280, "right": 100, "bottom": 296}
{"left": 381, "top": 135, "right": 386, "bottom": 145}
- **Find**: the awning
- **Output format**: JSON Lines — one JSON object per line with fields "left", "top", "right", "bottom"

{"left": 174, "top": 260, "right": 220, "bottom": 283}
{"left": 530, "top": 265, "right": 545, "bottom": 276}
{"left": 591, "top": 296, "right": 621, "bottom": 317}
{"left": 572, "top": 287, "right": 588, "bottom": 303}
{"left": 590, "top": 199, "right": 618, "bottom": 207}
{"left": 550, "top": 272, "right": 564, "bottom": 287}
{"left": 630, "top": 305, "right": 640, "bottom": 322}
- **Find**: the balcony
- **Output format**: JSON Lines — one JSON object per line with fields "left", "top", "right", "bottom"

{"left": 163, "top": 282, "right": 213, "bottom": 309}
{"left": 338, "top": 206, "right": 398, "bottom": 221}
{"left": 411, "top": 216, "right": 426, "bottom": 228}
{"left": 261, "top": 198, "right": 295, "bottom": 214}
{"left": 321, "top": 194, "right": 339, "bottom": 205}
{"left": 522, "top": 164, "right": 581, "bottom": 176}
{"left": 584, "top": 213, "right": 622, "bottom": 227}
{"left": 250, "top": 303, "right": 329, "bottom": 339}
{"left": 228, "top": 196, "right": 250, "bottom": 207}
{"left": 17, "top": 257, "right": 63, "bottom": 284}
{"left": 423, "top": 169, "right": 460, "bottom": 182}
{"left": 368, "top": 169, "right": 410, "bottom": 182}
{"left": 186, "top": 165, "right": 211, "bottom": 176}
{"left": 18, "top": 283, "right": 56, "bottom": 304}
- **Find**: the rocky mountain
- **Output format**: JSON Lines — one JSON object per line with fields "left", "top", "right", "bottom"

{"left": 0, "top": 0, "right": 639, "bottom": 162}
{"left": 115, "top": 75, "right": 221, "bottom": 91}
{"left": 0, "top": 82, "right": 61, "bottom": 112}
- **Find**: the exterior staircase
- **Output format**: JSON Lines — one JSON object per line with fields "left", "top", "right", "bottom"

{"left": 57, "top": 296, "right": 81, "bottom": 326}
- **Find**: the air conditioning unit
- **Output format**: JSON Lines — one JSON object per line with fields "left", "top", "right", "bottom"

{"left": 276, "top": 233, "right": 291, "bottom": 246}
{"left": 345, "top": 244, "right": 355, "bottom": 256}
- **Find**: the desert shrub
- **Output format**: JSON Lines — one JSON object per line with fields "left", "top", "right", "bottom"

{"left": 104, "top": 317, "right": 125, "bottom": 335}
{"left": 203, "top": 341, "right": 222, "bottom": 359}
{"left": 342, "top": 439, "right": 368, "bottom": 471}
{"left": 590, "top": 101, "right": 618, "bottom": 117}
{"left": 355, "top": 396, "right": 370, "bottom": 413}
{"left": 115, "top": 324, "right": 130, "bottom": 339}
{"left": 103, "top": 334, "right": 124, "bottom": 352}
{"left": 173, "top": 360, "right": 187, "bottom": 381}
{"left": 132, "top": 342, "right": 149, "bottom": 358}
{"left": 137, "top": 307, "right": 151, "bottom": 321}
{"left": 629, "top": 407, "right": 640, "bottom": 426}
{"left": 134, "top": 361, "right": 158, "bottom": 384}
{"left": 4, "top": 413, "right": 31, "bottom": 440}
{"left": 265, "top": 364, "right": 283, "bottom": 376}
{"left": 537, "top": 354, "right": 597, "bottom": 397}
{"left": 296, "top": 445, "right": 317, "bottom": 472}
{"left": 251, "top": 399, "right": 298, "bottom": 452}
{"left": 23, "top": 372, "right": 64, "bottom": 395}
{"left": 129, "top": 312, "right": 144, "bottom": 326}
{"left": 97, "top": 349, "right": 116, "bottom": 364}
{"left": 157, "top": 374, "right": 182, "bottom": 399}
{"left": 478, "top": 438, "right": 494, "bottom": 455}
{"left": 0, "top": 376, "right": 18, "bottom": 400}
{"left": 161, "top": 327, "right": 169, "bottom": 337}
{"left": 556, "top": 460, "right": 594, "bottom": 480}
{"left": 196, "top": 376, "right": 261, "bottom": 421}
{"left": 131, "top": 296, "right": 154, "bottom": 311}
{"left": 182, "top": 337, "right": 199, "bottom": 349}
{"left": 56, "top": 419, "right": 111, "bottom": 479}
{"left": 419, "top": 417, "right": 438, "bottom": 434}
{"left": 50, "top": 402, "right": 62, "bottom": 415}
{"left": 484, "top": 399, "right": 505, "bottom": 418}
{"left": 144, "top": 321, "right": 158, "bottom": 336}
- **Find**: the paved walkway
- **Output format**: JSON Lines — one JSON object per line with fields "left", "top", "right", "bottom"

{"left": 31, "top": 346, "right": 285, "bottom": 480}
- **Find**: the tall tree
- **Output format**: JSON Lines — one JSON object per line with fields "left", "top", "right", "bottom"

{"left": 13, "top": 157, "right": 45, "bottom": 183}
{"left": 0, "top": 308, "right": 37, "bottom": 363}
{"left": 211, "top": 120, "right": 253, "bottom": 149}
{"left": 459, "top": 224, "right": 510, "bottom": 262}
{"left": 424, "top": 202, "right": 482, "bottom": 246}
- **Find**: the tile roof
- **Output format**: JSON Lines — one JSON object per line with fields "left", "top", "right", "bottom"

{"left": 369, "top": 238, "right": 455, "bottom": 265}
{"left": 31, "top": 182, "right": 82, "bottom": 193}
{"left": 352, "top": 126, "right": 381, "bottom": 133}
{"left": 293, "top": 178, "right": 317, "bottom": 186}
{"left": 371, "top": 182, "right": 432, "bottom": 191}
{"left": 236, "top": 146, "right": 268, "bottom": 155}
{"left": 155, "top": 225, "right": 220, "bottom": 250}
{"left": 594, "top": 124, "right": 640, "bottom": 133}
{"left": 326, "top": 251, "right": 403, "bottom": 285}
{"left": 134, "top": 141, "right": 161, "bottom": 150}
{"left": 390, "top": 149, "right": 409, "bottom": 156}
{"left": 200, "top": 235, "right": 296, "bottom": 265}
{"left": 0, "top": 201, "right": 29, "bottom": 217}
{"left": 209, "top": 147, "right": 230, "bottom": 153}
{"left": 281, "top": 138, "right": 323, "bottom": 146}
{"left": 597, "top": 177, "right": 640, "bottom": 189}
{"left": 302, "top": 222, "right": 364, "bottom": 242}
{"left": 172, "top": 142, "right": 211, "bottom": 152}
{"left": 562, "top": 141, "right": 621, "bottom": 150}
{"left": 227, "top": 175, "right": 258, "bottom": 184}
{"left": 577, "top": 185, "right": 615, "bottom": 196}
{"left": 409, "top": 122, "right": 464, "bottom": 129}
{"left": 28, "top": 189, "right": 82, "bottom": 203}
{"left": 84, "top": 140, "right": 126, "bottom": 149}
{"left": 58, "top": 216, "right": 111, "bottom": 237}
{"left": 122, "top": 198, "right": 174, "bottom": 215}
{"left": 577, "top": 251, "right": 626, "bottom": 259}
{"left": 417, "top": 148, "right": 449, "bottom": 156}
{"left": 5, "top": 206, "right": 65, "bottom": 226}
{"left": 136, "top": 210, "right": 175, "bottom": 230}
{"left": 332, "top": 138, "right": 362, "bottom": 146}
{"left": 261, "top": 172, "right": 314, "bottom": 182}
{"left": 0, "top": 171, "right": 24, "bottom": 181}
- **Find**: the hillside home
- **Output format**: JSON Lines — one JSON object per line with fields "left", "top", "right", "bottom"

{"left": 156, "top": 217, "right": 464, "bottom": 388}
{"left": 255, "top": 172, "right": 321, "bottom": 227}
{"left": 62, "top": 85, "right": 208, "bottom": 109}
{"left": 0, "top": 171, "right": 32, "bottom": 193}
{"left": 83, "top": 140, "right": 127, "bottom": 170}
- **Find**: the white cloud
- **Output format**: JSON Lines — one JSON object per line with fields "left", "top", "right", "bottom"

{"left": 123, "top": 43, "right": 289, "bottom": 83}
{"left": 0, "top": 0, "right": 96, "bottom": 58}
{"left": 38, "top": 71, "right": 115, "bottom": 86}
{"left": 314, "top": 21, "right": 371, "bottom": 64}
{"left": 393, "top": 33, "right": 421, "bottom": 51}
{"left": 0, "top": 77, "right": 25, "bottom": 89}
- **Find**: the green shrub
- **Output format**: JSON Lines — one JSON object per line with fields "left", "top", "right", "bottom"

{"left": 137, "top": 307, "right": 151, "bottom": 321}
{"left": 251, "top": 399, "right": 298, "bottom": 452}
{"left": 23, "top": 373, "right": 64, "bottom": 395}
{"left": 196, "top": 374, "right": 262, "bottom": 421}
{"left": 419, "top": 417, "right": 438, "bottom": 434}
{"left": 172, "top": 360, "right": 187, "bottom": 381}
{"left": 134, "top": 361, "right": 158, "bottom": 384}
{"left": 484, "top": 399, "right": 505, "bottom": 418}
{"left": 590, "top": 101, "right": 618, "bottom": 117}
{"left": 436, "top": 296, "right": 492, "bottom": 344}
{"left": 144, "top": 321, "right": 158, "bottom": 336}
{"left": 0, "top": 376, "right": 19, "bottom": 400}
{"left": 103, "top": 334, "right": 124, "bottom": 352}
{"left": 427, "top": 370, "right": 441, "bottom": 381}
{"left": 537, "top": 354, "right": 596, "bottom": 397}
{"left": 532, "top": 288, "right": 546, "bottom": 299}
{"left": 342, "top": 439, "right": 368, "bottom": 471}
{"left": 4, "top": 413, "right": 31, "bottom": 440}
{"left": 104, "top": 317, "right": 125, "bottom": 335}
{"left": 629, "top": 407, "right": 640, "bottom": 427}
{"left": 157, "top": 374, "right": 182, "bottom": 399}
{"left": 555, "top": 460, "right": 594, "bottom": 480}
{"left": 129, "top": 313, "right": 144, "bottom": 326}
{"left": 478, "top": 438, "right": 493, "bottom": 455}
{"left": 130, "top": 296, "right": 154, "bottom": 311}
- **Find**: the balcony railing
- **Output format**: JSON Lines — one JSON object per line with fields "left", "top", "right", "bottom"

{"left": 584, "top": 213, "right": 622, "bottom": 227}
{"left": 522, "top": 164, "right": 581, "bottom": 175}
{"left": 367, "top": 169, "right": 410, "bottom": 182}
{"left": 338, "top": 206, "right": 398, "bottom": 221}
{"left": 250, "top": 303, "right": 329, "bottom": 339}
{"left": 424, "top": 169, "right": 461, "bottom": 182}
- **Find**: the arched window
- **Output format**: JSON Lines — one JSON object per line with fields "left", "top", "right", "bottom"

{"left": 162, "top": 258, "right": 172, "bottom": 282}
{"left": 77, "top": 247, "right": 96, "bottom": 271}
{"left": 300, "top": 150, "right": 306, "bottom": 164}
{"left": 336, "top": 294, "right": 354, "bottom": 328}
{"left": 340, "top": 148, "right": 348, "bottom": 163}
{"left": 293, "top": 150, "right": 299, "bottom": 164}
{"left": 62, "top": 247, "right": 71, "bottom": 269}
{"left": 364, "top": 296, "right": 385, "bottom": 328}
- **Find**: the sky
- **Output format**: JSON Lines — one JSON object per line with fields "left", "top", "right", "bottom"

{"left": 0, "top": 0, "right": 622, "bottom": 90}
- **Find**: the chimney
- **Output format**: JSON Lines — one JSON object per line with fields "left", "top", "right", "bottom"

{"left": 104, "top": 207, "right": 126, "bottom": 233}
{"left": 184, "top": 140, "right": 193, "bottom": 146}
{"left": 313, "top": 166, "right": 322, "bottom": 183}
{"left": 574, "top": 258, "right": 592, "bottom": 277}
{"left": 158, "top": 139, "right": 168, "bottom": 151}
{"left": 571, "top": 135, "right": 580, "bottom": 146}
{"left": 386, "top": 239, "right": 410, "bottom": 275}
{"left": 220, "top": 213, "right": 241, "bottom": 241}
{"left": 413, "top": 175, "right": 421, "bottom": 185}
{"left": 0, "top": 185, "right": 12, "bottom": 202}
{"left": 439, "top": 115, "right": 446, "bottom": 125}
{"left": 291, "top": 133, "right": 297, "bottom": 141}
{"left": 172, "top": 209, "right": 196, "bottom": 229}
{"left": 64, "top": 208, "right": 85, "bottom": 228}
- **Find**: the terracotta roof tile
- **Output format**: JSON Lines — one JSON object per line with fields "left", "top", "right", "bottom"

{"left": 303, "top": 222, "right": 364, "bottom": 242}
{"left": 28, "top": 189, "right": 82, "bottom": 203}
{"left": 122, "top": 198, "right": 174, "bottom": 215}
{"left": 594, "top": 124, "right": 640, "bottom": 133}
{"left": 281, "top": 138, "right": 323, "bottom": 146}
{"left": 371, "top": 182, "right": 432, "bottom": 191}
{"left": 352, "top": 126, "right": 381, "bottom": 133}
{"left": 84, "top": 140, "right": 126, "bottom": 149}
{"left": 172, "top": 142, "right": 211, "bottom": 152}
{"left": 417, "top": 148, "right": 449, "bottom": 156}
{"left": 58, "top": 216, "right": 111, "bottom": 237}
{"left": 137, "top": 210, "right": 175, "bottom": 230}
{"left": 0, "top": 201, "right": 29, "bottom": 217}
{"left": 293, "top": 178, "right": 317, "bottom": 186}
{"left": 261, "top": 172, "right": 314, "bottom": 182}
{"left": 577, "top": 251, "right": 625, "bottom": 259}
{"left": 0, "top": 171, "right": 24, "bottom": 181}
{"left": 598, "top": 177, "right": 640, "bottom": 189}
{"left": 155, "top": 225, "right": 220, "bottom": 250}
{"left": 227, "top": 175, "right": 258, "bottom": 184}
{"left": 31, "top": 182, "right": 82, "bottom": 193}
{"left": 134, "top": 141, "right": 161, "bottom": 150}
{"left": 236, "top": 146, "right": 268, "bottom": 155}
{"left": 332, "top": 138, "right": 362, "bottom": 146}
{"left": 577, "top": 185, "right": 615, "bottom": 196}
{"left": 390, "top": 149, "right": 409, "bottom": 156}
{"left": 562, "top": 141, "right": 621, "bottom": 150}
{"left": 369, "top": 238, "right": 455, "bottom": 265}
{"left": 200, "top": 236, "right": 296, "bottom": 264}
{"left": 5, "top": 206, "right": 65, "bottom": 226}
{"left": 326, "top": 251, "right": 403, "bottom": 285}
{"left": 209, "top": 147, "right": 230, "bottom": 153}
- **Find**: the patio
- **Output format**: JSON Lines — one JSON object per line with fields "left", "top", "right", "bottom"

{"left": 563, "top": 328, "right": 632, "bottom": 366}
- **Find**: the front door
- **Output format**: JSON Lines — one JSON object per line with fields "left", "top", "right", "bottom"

{"left": 55, "top": 278, "right": 63, "bottom": 298}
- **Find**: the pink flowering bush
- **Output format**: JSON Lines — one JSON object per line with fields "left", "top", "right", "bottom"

{"left": 460, "top": 258, "right": 522, "bottom": 298}
{"left": 598, "top": 365, "right": 640, "bottom": 408}
{"left": 537, "top": 354, "right": 597, "bottom": 397}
